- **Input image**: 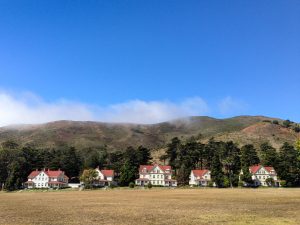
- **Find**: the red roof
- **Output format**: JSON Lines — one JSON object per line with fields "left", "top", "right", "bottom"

{"left": 264, "top": 166, "right": 275, "bottom": 173}
{"left": 28, "top": 171, "right": 40, "bottom": 178}
{"left": 139, "top": 164, "right": 172, "bottom": 173}
{"left": 27, "top": 169, "right": 68, "bottom": 179}
{"left": 45, "top": 170, "right": 64, "bottom": 177}
{"left": 192, "top": 170, "right": 209, "bottom": 178}
{"left": 101, "top": 170, "right": 114, "bottom": 177}
{"left": 249, "top": 165, "right": 276, "bottom": 174}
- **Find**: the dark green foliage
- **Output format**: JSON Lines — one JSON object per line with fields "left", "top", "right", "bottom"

{"left": 294, "top": 126, "right": 300, "bottom": 133}
{"left": 129, "top": 182, "right": 135, "bottom": 188}
{"left": 283, "top": 120, "right": 292, "bottom": 128}
{"left": 147, "top": 182, "right": 153, "bottom": 189}
{"left": 119, "top": 146, "right": 152, "bottom": 186}
{"left": 259, "top": 143, "right": 278, "bottom": 167}
{"left": 241, "top": 144, "right": 260, "bottom": 167}
{"left": 211, "top": 154, "right": 224, "bottom": 187}
{"left": 165, "top": 137, "right": 181, "bottom": 169}
{"left": 277, "top": 143, "right": 300, "bottom": 186}
{"left": 240, "top": 166, "right": 253, "bottom": 184}
{"left": 272, "top": 120, "right": 279, "bottom": 125}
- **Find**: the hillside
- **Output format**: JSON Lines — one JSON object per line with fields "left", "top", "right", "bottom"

{"left": 0, "top": 116, "right": 298, "bottom": 151}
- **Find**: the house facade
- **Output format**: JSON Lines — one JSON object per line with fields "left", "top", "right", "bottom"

{"left": 135, "top": 164, "right": 177, "bottom": 187}
{"left": 93, "top": 167, "right": 115, "bottom": 187}
{"left": 241, "top": 165, "right": 280, "bottom": 187}
{"left": 25, "top": 169, "right": 69, "bottom": 189}
{"left": 189, "top": 169, "right": 212, "bottom": 186}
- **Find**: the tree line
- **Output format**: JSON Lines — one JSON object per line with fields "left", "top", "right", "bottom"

{"left": 161, "top": 137, "right": 300, "bottom": 187}
{"left": 0, "top": 138, "right": 299, "bottom": 190}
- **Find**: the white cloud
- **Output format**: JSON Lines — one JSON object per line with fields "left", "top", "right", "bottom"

{"left": 0, "top": 91, "right": 210, "bottom": 126}
{"left": 218, "top": 96, "right": 248, "bottom": 116}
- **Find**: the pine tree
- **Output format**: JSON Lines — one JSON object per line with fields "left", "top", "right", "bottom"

{"left": 211, "top": 154, "right": 224, "bottom": 187}
{"left": 241, "top": 144, "right": 260, "bottom": 166}
{"left": 277, "top": 142, "right": 300, "bottom": 186}
{"left": 259, "top": 143, "right": 278, "bottom": 167}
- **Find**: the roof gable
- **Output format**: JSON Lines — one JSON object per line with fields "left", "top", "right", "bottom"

{"left": 192, "top": 170, "right": 209, "bottom": 178}
{"left": 139, "top": 164, "right": 171, "bottom": 173}
{"left": 101, "top": 170, "right": 114, "bottom": 177}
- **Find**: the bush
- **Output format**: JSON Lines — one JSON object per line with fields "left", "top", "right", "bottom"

{"left": 129, "top": 182, "right": 135, "bottom": 188}
{"left": 263, "top": 120, "right": 271, "bottom": 123}
{"left": 294, "top": 126, "right": 300, "bottom": 133}
{"left": 280, "top": 180, "right": 287, "bottom": 187}
{"left": 265, "top": 178, "right": 275, "bottom": 187}
{"left": 109, "top": 182, "right": 118, "bottom": 189}
{"left": 272, "top": 120, "right": 279, "bottom": 125}
{"left": 147, "top": 183, "right": 153, "bottom": 189}
{"left": 283, "top": 120, "right": 292, "bottom": 128}
{"left": 238, "top": 181, "right": 244, "bottom": 187}
{"left": 223, "top": 177, "right": 230, "bottom": 188}
{"left": 208, "top": 181, "right": 214, "bottom": 187}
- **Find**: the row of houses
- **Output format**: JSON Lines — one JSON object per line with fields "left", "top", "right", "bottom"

{"left": 24, "top": 164, "right": 280, "bottom": 189}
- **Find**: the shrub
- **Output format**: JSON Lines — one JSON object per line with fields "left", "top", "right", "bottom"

{"left": 265, "top": 178, "right": 275, "bottom": 187}
{"left": 280, "top": 180, "right": 287, "bottom": 187}
{"left": 238, "top": 181, "right": 244, "bottom": 187}
{"left": 294, "top": 126, "right": 300, "bottom": 133}
{"left": 223, "top": 177, "right": 230, "bottom": 188}
{"left": 272, "top": 120, "right": 279, "bottom": 125}
{"left": 208, "top": 181, "right": 214, "bottom": 187}
{"left": 129, "top": 182, "right": 135, "bottom": 188}
{"left": 109, "top": 183, "right": 117, "bottom": 189}
{"left": 283, "top": 120, "right": 292, "bottom": 128}
{"left": 147, "top": 183, "right": 153, "bottom": 189}
{"left": 263, "top": 120, "right": 271, "bottom": 123}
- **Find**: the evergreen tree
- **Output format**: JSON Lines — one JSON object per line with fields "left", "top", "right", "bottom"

{"left": 136, "top": 146, "right": 152, "bottom": 165}
{"left": 211, "top": 154, "right": 224, "bottom": 187}
{"left": 259, "top": 143, "right": 278, "bottom": 167}
{"left": 241, "top": 144, "right": 260, "bottom": 167}
{"left": 277, "top": 142, "right": 300, "bottom": 186}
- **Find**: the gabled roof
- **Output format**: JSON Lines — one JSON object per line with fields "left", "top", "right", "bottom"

{"left": 139, "top": 164, "right": 171, "bottom": 173}
{"left": 192, "top": 170, "right": 209, "bottom": 178}
{"left": 264, "top": 166, "right": 275, "bottom": 173}
{"left": 249, "top": 165, "right": 261, "bottom": 174}
{"left": 28, "top": 169, "right": 67, "bottom": 179}
{"left": 45, "top": 170, "right": 64, "bottom": 177}
{"left": 101, "top": 170, "right": 114, "bottom": 177}
{"left": 249, "top": 165, "right": 276, "bottom": 174}
{"left": 28, "top": 171, "right": 40, "bottom": 178}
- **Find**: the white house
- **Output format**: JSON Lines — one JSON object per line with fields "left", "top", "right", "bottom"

{"left": 93, "top": 167, "right": 115, "bottom": 187}
{"left": 135, "top": 164, "right": 177, "bottom": 187}
{"left": 25, "top": 169, "right": 69, "bottom": 189}
{"left": 241, "top": 165, "right": 280, "bottom": 187}
{"left": 189, "top": 169, "right": 212, "bottom": 186}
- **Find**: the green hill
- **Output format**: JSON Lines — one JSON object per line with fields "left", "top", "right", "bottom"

{"left": 0, "top": 116, "right": 298, "bottom": 151}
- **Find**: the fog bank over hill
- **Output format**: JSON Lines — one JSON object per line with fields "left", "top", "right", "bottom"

{"left": 0, "top": 116, "right": 298, "bottom": 151}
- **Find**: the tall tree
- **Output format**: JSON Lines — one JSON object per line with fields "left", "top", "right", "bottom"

{"left": 277, "top": 142, "right": 300, "bottom": 186}
{"left": 211, "top": 154, "right": 224, "bottom": 187}
{"left": 241, "top": 144, "right": 260, "bottom": 167}
{"left": 259, "top": 143, "right": 278, "bottom": 167}
{"left": 136, "top": 146, "right": 152, "bottom": 165}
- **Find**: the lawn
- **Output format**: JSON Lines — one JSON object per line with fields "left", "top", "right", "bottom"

{"left": 0, "top": 188, "right": 299, "bottom": 225}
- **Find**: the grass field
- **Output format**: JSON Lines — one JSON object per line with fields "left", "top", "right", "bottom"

{"left": 0, "top": 188, "right": 299, "bottom": 225}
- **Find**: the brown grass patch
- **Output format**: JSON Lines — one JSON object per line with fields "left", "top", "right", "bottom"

{"left": 0, "top": 188, "right": 299, "bottom": 225}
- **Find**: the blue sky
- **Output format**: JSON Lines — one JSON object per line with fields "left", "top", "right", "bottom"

{"left": 0, "top": 0, "right": 299, "bottom": 125}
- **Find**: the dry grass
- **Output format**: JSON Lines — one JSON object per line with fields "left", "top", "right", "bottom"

{"left": 0, "top": 188, "right": 299, "bottom": 225}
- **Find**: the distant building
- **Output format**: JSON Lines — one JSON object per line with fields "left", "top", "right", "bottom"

{"left": 189, "top": 169, "right": 212, "bottom": 186}
{"left": 240, "top": 165, "right": 280, "bottom": 187}
{"left": 94, "top": 167, "right": 115, "bottom": 187}
{"left": 135, "top": 164, "right": 177, "bottom": 187}
{"left": 25, "top": 169, "right": 69, "bottom": 189}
